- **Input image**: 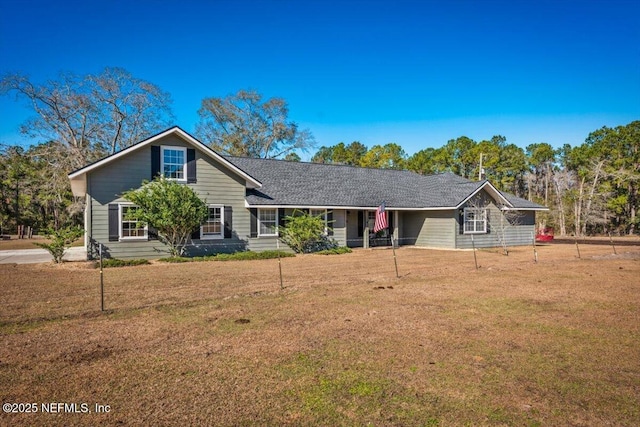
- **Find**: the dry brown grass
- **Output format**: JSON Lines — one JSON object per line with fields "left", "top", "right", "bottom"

{"left": 0, "top": 236, "right": 50, "bottom": 250}
{"left": 1, "top": 242, "right": 639, "bottom": 426}
{"left": 0, "top": 236, "right": 84, "bottom": 250}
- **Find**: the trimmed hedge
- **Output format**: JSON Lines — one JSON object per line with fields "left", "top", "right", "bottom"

{"left": 316, "top": 246, "right": 353, "bottom": 255}
{"left": 158, "top": 250, "right": 295, "bottom": 263}
{"left": 102, "top": 258, "right": 150, "bottom": 268}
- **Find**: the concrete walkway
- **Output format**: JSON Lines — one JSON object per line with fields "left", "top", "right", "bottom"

{"left": 0, "top": 246, "right": 87, "bottom": 264}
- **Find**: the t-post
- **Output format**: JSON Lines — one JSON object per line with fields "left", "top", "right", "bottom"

{"left": 608, "top": 232, "right": 617, "bottom": 255}
{"left": 471, "top": 234, "right": 479, "bottom": 269}
{"left": 276, "top": 239, "right": 284, "bottom": 290}
{"left": 392, "top": 238, "right": 399, "bottom": 278}
{"left": 99, "top": 243, "right": 104, "bottom": 311}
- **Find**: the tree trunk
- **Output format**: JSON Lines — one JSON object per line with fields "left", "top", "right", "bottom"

{"left": 628, "top": 181, "right": 637, "bottom": 235}
{"left": 582, "top": 161, "right": 604, "bottom": 236}
{"left": 575, "top": 177, "right": 584, "bottom": 237}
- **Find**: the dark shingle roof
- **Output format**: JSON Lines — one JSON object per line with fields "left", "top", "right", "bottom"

{"left": 225, "top": 157, "right": 546, "bottom": 210}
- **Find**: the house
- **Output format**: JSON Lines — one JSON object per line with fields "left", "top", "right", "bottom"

{"left": 68, "top": 126, "right": 547, "bottom": 259}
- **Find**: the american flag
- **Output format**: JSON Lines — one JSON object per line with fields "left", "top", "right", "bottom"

{"left": 373, "top": 203, "right": 388, "bottom": 233}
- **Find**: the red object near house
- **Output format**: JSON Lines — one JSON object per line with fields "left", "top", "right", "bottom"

{"left": 535, "top": 227, "right": 554, "bottom": 242}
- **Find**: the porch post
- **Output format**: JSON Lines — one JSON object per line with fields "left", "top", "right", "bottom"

{"left": 393, "top": 210, "right": 399, "bottom": 247}
{"left": 363, "top": 210, "right": 370, "bottom": 249}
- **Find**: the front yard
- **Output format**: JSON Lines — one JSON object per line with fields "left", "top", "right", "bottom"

{"left": 1, "top": 243, "right": 639, "bottom": 426}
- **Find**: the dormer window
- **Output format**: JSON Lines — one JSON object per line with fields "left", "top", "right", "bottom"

{"left": 161, "top": 146, "right": 187, "bottom": 181}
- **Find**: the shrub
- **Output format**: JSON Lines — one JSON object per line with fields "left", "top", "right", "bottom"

{"left": 35, "top": 226, "right": 84, "bottom": 263}
{"left": 102, "top": 258, "right": 150, "bottom": 268}
{"left": 158, "top": 250, "right": 294, "bottom": 263}
{"left": 316, "top": 246, "right": 352, "bottom": 255}
{"left": 279, "top": 210, "right": 338, "bottom": 253}
{"left": 122, "top": 177, "right": 208, "bottom": 257}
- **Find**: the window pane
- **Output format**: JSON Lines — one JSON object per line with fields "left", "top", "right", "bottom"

{"left": 310, "top": 209, "right": 325, "bottom": 219}
{"left": 259, "top": 209, "right": 277, "bottom": 235}
{"left": 163, "top": 148, "right": 185, "bottom": 180}
{"left": 121, "top": 206, "right": 146, "bottom": 238}
{"left": 203, "top": 206, "right": 222, "bottom": 236}
{"left": 464, "top": 208, "right": 486, "bottom": 233}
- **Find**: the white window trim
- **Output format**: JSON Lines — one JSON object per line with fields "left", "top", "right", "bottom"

{"left": 310, "top": 208, "right": 328, "bottom": 235}
{"left": 201, "top": 204, "right": 224, "bottom": 240}
{"left": 463, "top": 207, "right": 487, "bottom": 234}
{"left": 119, "top": 203, "right": 148, "bottom": 241}
{"left": 258, "top": 208, "right": 278, "bottom": 237}
{"left": 161, "top": 145, "right": 187, "bottom": 182}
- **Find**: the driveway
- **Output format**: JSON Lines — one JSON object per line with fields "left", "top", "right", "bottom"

{"left": 0, "top": 247, "right": 87, "bottom": 264}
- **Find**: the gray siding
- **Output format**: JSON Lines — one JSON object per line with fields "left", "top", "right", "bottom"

{"left": 246, "top": 208, "right": 347, "bottom": 252}
{"left": 455, "top": 202, "right": 536, "bottom": 249}
{"left": 422, "top": 211, "right": 457, "bottom": 248}
{"left": 402, "top": 210, "right": 456, "bottom": 248}
{"left": 401, "top": 211, "right": 424, "bottom": 246}
{"left": 88, "top": 136, "right": 251, "bottom": 259}
{"left": 331, "top": 209, "right": 347, "bottom": 246}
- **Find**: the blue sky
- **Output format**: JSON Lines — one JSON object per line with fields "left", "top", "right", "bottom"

{"left": 1, "top": 0, "right": 638, "bottom": 158}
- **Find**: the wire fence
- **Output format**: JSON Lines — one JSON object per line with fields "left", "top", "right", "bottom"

{"left": 1, "top": 238, "right": 638, "bottom": 326}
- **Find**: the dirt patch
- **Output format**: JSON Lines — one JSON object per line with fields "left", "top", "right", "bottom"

{"left": 1, "top": 242, "right": 639, "bottom": 426}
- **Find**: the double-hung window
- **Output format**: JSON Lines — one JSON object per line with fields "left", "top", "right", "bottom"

{"left": 161, "top": 146, "right": 187, "bottom": 181}
{"left": 120, "top": 205, "right": 147, "bottom": 240}
{"left": 463, "top": 208, "right": 487, "bottom": 234}
{"left": 310, "top": 209, "right": 328, "bottom": 234}
{"left": 201, "top": 205, "right": 224, "bottom": 239}
{"left": 258, "top": 208, "right": 278, "bottom": 236}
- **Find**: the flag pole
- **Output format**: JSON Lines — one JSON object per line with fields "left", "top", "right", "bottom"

{"left": 375, "top": 202, "right": 398, "bottom": 278}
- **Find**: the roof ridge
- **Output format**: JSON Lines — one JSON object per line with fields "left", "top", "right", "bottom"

{"left": 225, "top": 155, "right": 462, "bottom": 178}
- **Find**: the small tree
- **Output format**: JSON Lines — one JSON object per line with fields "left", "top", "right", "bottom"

{"left": 279, "top": 210, "right": 337, "bottom": 253}
{"left": 35, "top": 226, "right": 84, "bottom": 263}
{"left": 122, "top": 177, "right": 208, "bottom": 257}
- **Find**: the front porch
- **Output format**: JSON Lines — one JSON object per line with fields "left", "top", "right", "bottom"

{"left": 344, "top": 209, "right": 401, "bottom": 249}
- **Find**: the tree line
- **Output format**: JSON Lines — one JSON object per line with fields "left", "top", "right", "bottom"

{"left": 1, "top": 68, "right": 638, "bottom": 237}
{"left": 312, "top": 124, "right": 639, "bottom": 236}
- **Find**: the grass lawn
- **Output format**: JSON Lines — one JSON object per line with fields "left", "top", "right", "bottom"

{"left": 0, "top": 236, "right": 84, "bottom": 250}
{"left": 1, "top": 242, "right": 639, "bottom": 426}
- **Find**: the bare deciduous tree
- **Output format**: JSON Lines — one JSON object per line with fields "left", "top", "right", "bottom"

{"left": 196, "top": 89, "right": 315, "bottom": 158}
{"left": 1, "top": 67, "right": 173, "bottom": 168}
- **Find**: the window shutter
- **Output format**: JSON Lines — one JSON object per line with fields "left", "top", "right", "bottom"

{"left": 187, "top": 148, "right": 197, "bottom": 183}
{"left": 108, "top": 204, "right": 119, "bottom": 241}
{"left": 191, "top": 227, "right": 200, "bottom": 240}
{"left": 357, "top": 211, "right": 364, "bottom": 237}
{"left": 148, "top": 225, "right": 158, "bottom": 240}
{"left": 250, "top": 208, "right": 258, "bottom": 238}
{"left": 224, "top": 206, "right": 232, "bottom": 239}
{"left": 151, "top": 146, "right": 160, "bottom": 179}
{"left": 327, "top": 210, "right": 334, "bottom": 236}
{"left": 278, "top": 208, "right": 285, "bottom": 229}
{"left": 459, "top": 210, "right": 464, "bottom": 234}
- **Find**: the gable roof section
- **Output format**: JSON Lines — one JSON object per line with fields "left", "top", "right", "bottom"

{"left": 226, "top": 156, "right": 547, "bottom": 210}
{"left": 500, "top": 193, "right": 549, "bottom": 210}
{"left": 68, "top": 127, "right": 262, "bottom": 197}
